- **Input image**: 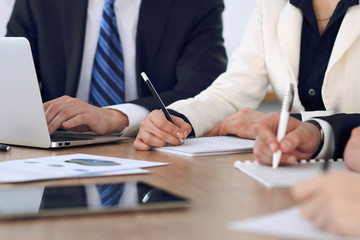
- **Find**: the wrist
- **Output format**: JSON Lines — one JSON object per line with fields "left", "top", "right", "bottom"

{"left": 306, "top": 120, "right": 324, "bottom": 159}
{"left": 108, "top": 109, "right": 129, "bottom": 133}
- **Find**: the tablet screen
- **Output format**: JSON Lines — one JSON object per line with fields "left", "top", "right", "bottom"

{"left": 0, "top": 182, "right": 189, "bottom": 219}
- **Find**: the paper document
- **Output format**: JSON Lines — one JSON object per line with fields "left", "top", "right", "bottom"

{"left": 0, "top": 154, "right": 167, "bottom": 183}
{"left": 234, "top": 159, "right": 347, "bottom": 188}
{"left": 155, "top": 136, "right": 254, "bottom": 157}
{"left": 230, "top": 207, "right": 356, "bottom": 240}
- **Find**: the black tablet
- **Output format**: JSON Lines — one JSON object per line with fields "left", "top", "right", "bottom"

{"left": 0, "top": 182, "right": 189, "bottom": 219}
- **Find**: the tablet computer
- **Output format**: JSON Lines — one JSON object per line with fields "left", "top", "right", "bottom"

{"left": 0, "top": 181, "right": 189, "bottom": 219}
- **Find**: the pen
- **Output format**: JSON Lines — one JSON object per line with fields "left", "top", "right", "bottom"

{"left": 0, "top": 144, "right": 12, "bottom": 152}
{"left": 141, "top": 72, "right": 175, "bottom": 124}
{"left": 322, "top": 160, "right": 329, "bottom": 172}
{"left": 272, "top": 83, "right": 295, "bottom": 169}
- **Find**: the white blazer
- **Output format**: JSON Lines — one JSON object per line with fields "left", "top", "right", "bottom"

{"left": 168, "top": 0, "right": 360, "bottom": 137}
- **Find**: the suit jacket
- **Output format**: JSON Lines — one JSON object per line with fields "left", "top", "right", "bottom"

{"left": 6, "top": 0, "right": 227, "bottom": 110}
{"left": 317, "top": 114, "right": 360, "bottom": 159}
{"left": 168, "top": 0, "right": 360, "bottom": 137}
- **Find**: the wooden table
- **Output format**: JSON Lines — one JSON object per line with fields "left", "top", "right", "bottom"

{"left": 0, "top": 139, "right": 296, "bottom": 240}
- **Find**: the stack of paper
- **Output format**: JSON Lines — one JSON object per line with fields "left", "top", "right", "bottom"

{"left": 0, "top": 154, "right": 168, "bottom": 183}
{"left": 155, "top": 136, "right": 254, "bottom": 157}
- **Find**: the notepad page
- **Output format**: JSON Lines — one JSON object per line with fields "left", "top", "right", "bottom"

{"left": 154, "top": 136, "right": 254, "bottom": 157}
{"left": 234, "top": 160, "right": 347, "bottom": 188}
{"left": 230, "top": 207, "right": 356, "bottom": 240}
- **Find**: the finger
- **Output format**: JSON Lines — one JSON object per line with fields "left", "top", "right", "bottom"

{"left": 172, "top": 116, "right": 192, "bottom": 138}
{"left": 254, "top": 137, "right": 273, "bottom": 165}
{"left": 48, "top": 105, "right": 85, "bottom": 134}
{"left": 141, "top": 113, "right": 183, "bottom": 146}
{"left": 133, "top": 135, "right": 152, "bottom": 151}
{"left": 280, "top": 123, "right": 315, "bottom": 153}
{"left": 149, "top": 111, "right": 183, "bottom": 140}
{"left": 206, "top": 123, "right": 221, "bottom": 136}
{"left": 291, "top": 175, "right": 328, "bottom": 202}
{"left": 253, "top": 121, "right": 279, "bottom": 153}
{"left": 299, "top": 194, "right": 328, "bottom": 229}
{"left": 138, "top": 128, "right": 169, "bottom": 148}
{"left": 278, "top": 153, "right": 297, "bottom": 166}
{"left": 61, "top": 113, "right": 98, "bottom": 133}
{"left": 44, "top": 96, "right": 74, "bottom": 124}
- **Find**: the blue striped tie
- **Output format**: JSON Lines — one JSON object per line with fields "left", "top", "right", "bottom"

{"left": 89, "top": 0, "right": 125, "bottom": 107}
{"left": 97, "top": 184, "right": 124, "bottom": 207}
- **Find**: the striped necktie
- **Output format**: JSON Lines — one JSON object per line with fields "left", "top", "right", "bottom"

{"left": 89, "top": 0, "right": 125, "bottom": 107}
{"left": 97, "top": 183, "right": 124, "bottom": 207}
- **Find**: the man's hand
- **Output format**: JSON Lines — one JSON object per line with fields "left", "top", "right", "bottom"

{"left": 134, "top": 110, "right": 192, "bottom": 151}
{"left": 44, "top": 96, "right": 129, "bottom": 135}
{"left": 292, "top": 171, "right": 360, "bottom": 237}
{"left": 344, "top": 126, "right": 360, "bottom": 172}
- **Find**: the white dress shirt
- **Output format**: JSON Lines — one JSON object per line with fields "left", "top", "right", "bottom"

{"left": 0, "top": 0, "right": 16, "bottom": 37}
{"left": 77, "top": 0, "right": 149, "bottom": 137}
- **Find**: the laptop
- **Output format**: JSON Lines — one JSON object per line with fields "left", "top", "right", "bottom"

{"left": 0, "top": 37, "right": 129, "bottom": 148}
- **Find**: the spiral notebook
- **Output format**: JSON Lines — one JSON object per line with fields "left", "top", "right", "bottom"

{"left": 234, "top": 159, "right": 347, "bottom": 188}
{"left": 154, "top": 136, "right": 254, "bottom": 157}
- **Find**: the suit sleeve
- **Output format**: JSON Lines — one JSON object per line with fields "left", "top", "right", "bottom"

{"left": 130, "top": 0, "right": 227, "bottom": 110}
{"left": 6, "top": 0, "right": 40, "bottom": 76}
{"left": 317, "top": 114, "right": 360, "bottom": 158}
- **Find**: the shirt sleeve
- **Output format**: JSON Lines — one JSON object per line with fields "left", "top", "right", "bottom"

{"left": 106, "top": 103, "right": 149, "bottom": 137}
{"left": 307, "top": 118, "right": 335, "bottom": 159}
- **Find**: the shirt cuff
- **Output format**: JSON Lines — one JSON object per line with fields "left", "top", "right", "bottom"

{"left": 106, "top": 103, "right": 150, "bottom": 137}
{"left": 307, "top": 118, "right": 335, "bottom": 159}
{"left": 300, "top": 110, "right": 336, "bottom": 121}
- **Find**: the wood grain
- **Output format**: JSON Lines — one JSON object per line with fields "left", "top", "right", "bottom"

{"left": 0, "top": 139, "right": 296, "bottom": 240}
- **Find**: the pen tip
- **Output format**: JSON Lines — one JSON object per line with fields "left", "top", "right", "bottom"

{"left": 141, "top": 72, "right": 148, "bottom": 81}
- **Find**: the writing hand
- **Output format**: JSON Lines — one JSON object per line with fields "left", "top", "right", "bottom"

{"left": 134, "top": 110, "right": 192, "bottom": 151}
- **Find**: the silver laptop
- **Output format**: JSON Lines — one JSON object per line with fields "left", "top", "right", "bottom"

{"left": 0, "top": 37, "right": 129, "bottom": 148}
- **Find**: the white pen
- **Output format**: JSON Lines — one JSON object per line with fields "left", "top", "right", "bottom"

{"left": 272, "top": 83, "right": 294, "bottom": 169}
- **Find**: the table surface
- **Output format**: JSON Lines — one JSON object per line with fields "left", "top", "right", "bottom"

{"left": 0, "top": 139, "right": 297, "bottom": 240}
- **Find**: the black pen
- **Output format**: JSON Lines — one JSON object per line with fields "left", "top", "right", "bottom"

{"left": 0, "top": 144, "right": 12, "bottom": 152}
{"left": 322, "top": 160, "right": 329, "bottom": 172}
{"left": 141, "top": 72, "right": 175, "bottom": 124}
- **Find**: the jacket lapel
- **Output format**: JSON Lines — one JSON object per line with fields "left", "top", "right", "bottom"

{"left": 326, "top": 5, "right": 360, "bottom": 74}
{"left": 61, "top": 0, "right": 88, "bottom": 96}
{"left": 277, "top": 2, "right": 303, "bottom": 83}
{"left": 136, "top": 0, "right": 174, "bottom": 72}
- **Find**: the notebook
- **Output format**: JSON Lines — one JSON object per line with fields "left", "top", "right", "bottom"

{"left": 0, "top": 37, "right": 128, "bottom": 148}
{"left": 234, "top": 159, "right": 347, "bottom": 188}
{"left": 154, "top": 136, "right": 254, "bottom": 157}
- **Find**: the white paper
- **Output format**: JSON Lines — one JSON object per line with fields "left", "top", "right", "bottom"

{"left": 155, "top": 136, "right": 254, "bottom": 157}
{"left": 234, "top": 160, "right": 347, "bottom": 188}
{"left": 230, "top": 207, "right": 356, "bottom": 240}
{"left": 0, "top": 154, "right": 166, "bottom": 183}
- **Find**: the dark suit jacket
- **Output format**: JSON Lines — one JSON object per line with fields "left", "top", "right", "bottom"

{"left": 6, "top": 0, "right": 227, "bottom": 110}
{"left": 317, "top": 114, "right": 360, "bottom": 158}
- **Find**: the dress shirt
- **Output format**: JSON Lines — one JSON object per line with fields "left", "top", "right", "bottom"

{"left": 290, "top": 0, "right": 358, "bottom": 111}
{"left": 77, "top": 0, "right": 149, "bottom": 136}
{"left": 0, "top": 0, "right": 15, "bottom": 37}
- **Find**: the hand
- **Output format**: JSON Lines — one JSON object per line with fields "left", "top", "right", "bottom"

{"left": 206, "top": 108, "right": 266, "bottom": 139}
{"left": 134, "top": 110, "right": 192, "bottom": 151}
{"left": 291, "top": 171, "right": 360, "bottom": 237}
{"left": 344, "top": 127, "right": 360, "bottom": 172}
{"left": 44, "top": 96, "right": 129, "bottom": 135}
{"left": 253, "top": 113, "right": 321, "bottom": 166}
